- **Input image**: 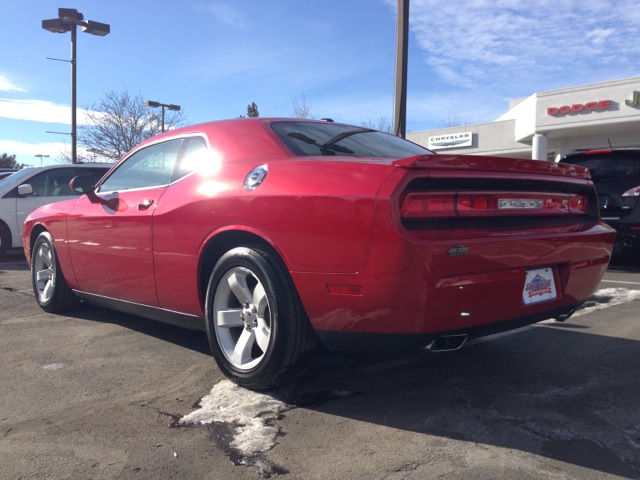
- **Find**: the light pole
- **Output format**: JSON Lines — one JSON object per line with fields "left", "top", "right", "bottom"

{"left": 145, "top": 100, "right": 181, "bottom": 133}
{"left": 34, "top": 154, "right": 50, "bottom": 165}
{"left": 394, "top": 0, "right": 409, "bottom": 138}
{"left": 42, "top": 8, "right": 110, "bottom": 164}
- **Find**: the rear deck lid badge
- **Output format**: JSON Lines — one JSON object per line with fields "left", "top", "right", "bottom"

{"left": 448, "top": 244, "right": 469, "bottom": 257}
{"left": 498, "top": 198, "right": 543, "bottom": 209}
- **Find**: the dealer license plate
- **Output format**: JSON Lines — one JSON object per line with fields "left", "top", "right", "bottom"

{"left": 523, "top": 268, "right": 557, "bottom": 305}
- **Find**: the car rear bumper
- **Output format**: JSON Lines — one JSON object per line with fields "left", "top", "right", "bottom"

{"left": 315, "top": 302, "right": 583, "bottom": 354}
{"left": 292, "top": 222, "right": 615, "bottom": 345}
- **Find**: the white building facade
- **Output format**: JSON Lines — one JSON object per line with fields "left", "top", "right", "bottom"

{"left": 407, "top": 76, "right": 640, "bottom": 161}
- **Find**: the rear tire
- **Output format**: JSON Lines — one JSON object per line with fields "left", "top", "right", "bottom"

{"left": 205, "top": 246, "right": 316, "bottom": 390}
{"left": 0, "top": 222, "right": 10, "bottom": 259}
{"left": 31, "top": 232, "right": 79, "bottom": 312}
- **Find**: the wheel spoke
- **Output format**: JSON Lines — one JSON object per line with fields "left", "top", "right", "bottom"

{"left": 252, "top": 281, "right": 268, "bottom": 314}
{"left": 41, "top": 279, "right": 54, "bottom": 301}
{"left": 255, "top": 318, "right": 271, "bottom": 352}
{"left": 231, "top": 328, "right": 255, "bottom": 366}
{"left": 37, "top": 246, "right": 51, "bottom": 267}
{"left": 216, "top": 308, "right": 244, "bottom": 328}
{"left": 35, "top": 269, "right": 51, "bottom": 283}
{"left": 228, "top": 271, "right": 252, "bottom": 305}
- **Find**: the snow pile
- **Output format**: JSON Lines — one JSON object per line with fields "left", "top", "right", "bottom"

{"left": 179, "top": 380, "right": 287, "bottom": 455}
{"left": 574, "top": 287, "right": 640, "bottom": 317}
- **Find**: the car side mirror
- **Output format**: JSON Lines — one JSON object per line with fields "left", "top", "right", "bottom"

{"left": 70, "top": 175, "right": 95, "bottom": 193}
{"left": 17, "top": 184, "right": 33, "bottom": 196}
{"left": 70, "top": 175, "right": 100, "bottom": 203}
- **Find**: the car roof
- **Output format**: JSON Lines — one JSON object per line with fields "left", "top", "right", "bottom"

{"left": 562, "top": 149, "right": 640, "bottom": 161}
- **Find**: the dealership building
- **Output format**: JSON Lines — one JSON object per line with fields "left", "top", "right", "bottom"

{"left": 407, "top": 76, "right": 640, "bottom": 162}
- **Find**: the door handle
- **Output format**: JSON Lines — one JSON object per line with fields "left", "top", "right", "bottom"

{"left": 137, "top": 199, "right": 154, "bottom": 210}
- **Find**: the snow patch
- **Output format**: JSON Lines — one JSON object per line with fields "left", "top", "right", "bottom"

{"left": 573, "top": 288, "right": 640, "bottom": 317}
{"left": 179, "top": 380, "right": 287, "bottom": 455}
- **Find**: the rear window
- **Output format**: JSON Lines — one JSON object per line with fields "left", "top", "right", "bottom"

{"left": 561, "top": 155, "right": 640, "bottom": 181}
{"left": 271, "top": 121, "right": 432, "bottom": 159}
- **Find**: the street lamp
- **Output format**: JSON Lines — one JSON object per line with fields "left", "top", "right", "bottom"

{"left": 145, "top": 100, "right": 181, "bottom": 133}
{"left": 42, "top": 8, "right": 110, "bottom": 164}
{"left": 34, "top": 154, "right": 50, "bottom": 165}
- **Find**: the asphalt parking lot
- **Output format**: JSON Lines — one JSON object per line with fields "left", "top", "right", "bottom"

{"left": 1, "top": 249, "right": 639, "bottom": 480}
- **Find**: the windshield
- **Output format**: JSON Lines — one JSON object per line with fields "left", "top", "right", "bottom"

{"left": 271, "top": 121, "right": 432, "bottom": 159}
{"left": 0, "top": 167, "right": 36, "bottom": 190}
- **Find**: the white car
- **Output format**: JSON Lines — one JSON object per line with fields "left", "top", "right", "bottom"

{"left": 0, "top": 164, "right": 110, "bottom": 258}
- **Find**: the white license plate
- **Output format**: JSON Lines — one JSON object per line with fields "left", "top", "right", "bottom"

{"left": 523, "top": 268, "right": 557, "bottom": 305}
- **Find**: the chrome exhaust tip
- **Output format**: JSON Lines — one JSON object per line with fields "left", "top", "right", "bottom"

{"left": 428, "top": 334, "right": 468, "bottom": 352}
{"left": 554, "top": 305, "right": 580, "bottom": 322}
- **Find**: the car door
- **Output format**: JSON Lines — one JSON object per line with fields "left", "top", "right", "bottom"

{"left": 66, "top": 139, "right": 183, "bottom": 306}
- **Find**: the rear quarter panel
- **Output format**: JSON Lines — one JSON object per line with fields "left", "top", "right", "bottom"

{"left": 151, "top": 157, "right": 396, "bottom": 315}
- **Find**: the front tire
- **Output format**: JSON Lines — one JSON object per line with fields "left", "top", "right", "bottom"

{"left": 31, "top": 232, "right": 79, "bottom": 312}
{"left": 205, "top": 246, "right": 316, "bottom": 390}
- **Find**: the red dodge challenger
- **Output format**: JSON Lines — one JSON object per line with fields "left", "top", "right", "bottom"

{"left": 23, "top": 118, "right": 615, "bottom": 390}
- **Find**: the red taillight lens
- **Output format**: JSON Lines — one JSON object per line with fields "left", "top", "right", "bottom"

{"left": 400, "top": 192, "right": 589, "bottom": 218}
{"left": 400, "top": 192, "right": 455, "bottom": 218}
{"left": 568, "top": 194, "right": 589, "bottom": 214}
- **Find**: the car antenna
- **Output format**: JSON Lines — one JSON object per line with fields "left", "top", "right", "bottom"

{"left": 607, "top": 138, "right": 613, "bottom": 149}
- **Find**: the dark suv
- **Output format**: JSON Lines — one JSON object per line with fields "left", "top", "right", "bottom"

{"left": 560, "top": 149, "right": 640, "bottom": 252}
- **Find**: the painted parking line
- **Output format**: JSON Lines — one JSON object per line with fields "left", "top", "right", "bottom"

{"left": 600, "top": 279, "right": 640, "bottom": 286}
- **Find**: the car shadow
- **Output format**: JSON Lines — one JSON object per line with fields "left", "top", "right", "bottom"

{"left": 278, "top": 323, "right": 640, "bottom": 478}
{"left": 67, "top": 304, "right": 211, "bottom": 356}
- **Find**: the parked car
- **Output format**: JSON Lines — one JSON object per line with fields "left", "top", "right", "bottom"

{"left": 23, "top": 118, "right": 615, "bottom": 390}
{"left": 0, "top": 169, "right": 20, "bottom": 181}
{"left": 560, "top": 149, "right": 640, "bottom": 252}
{"left": 0, "top": 164, "right": 110, "bottom": 257}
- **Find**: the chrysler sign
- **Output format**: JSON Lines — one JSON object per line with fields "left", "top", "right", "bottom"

{"left": 428, "top": 132, "right": 472, "bottom": 150}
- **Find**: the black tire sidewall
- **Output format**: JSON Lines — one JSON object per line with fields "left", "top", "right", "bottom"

{"left": 0, "top": 222, "right": 10, "bottom": 258}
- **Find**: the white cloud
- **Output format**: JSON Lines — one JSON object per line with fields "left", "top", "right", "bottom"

{"left": 406, "top": 0, "right": 640, "bottom": 92}
{"left": 0, "top": 98, "right": 94, "bottom": 125}
{"left": 199, "top": 3, "right": 245, "bottom": 27}
{"left": 0, "top": 74, "right": 27, "bottom": 93}
{"left": 0, "top": 139, "right": 68, "bottom": 164}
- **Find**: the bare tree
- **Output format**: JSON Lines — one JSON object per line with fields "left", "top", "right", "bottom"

{"left": 439, "top": 116, "right": 471, "bottom": 128}
{"left": 360, "top": 116, "right": 393, "bottom": 133}
{"left": 291, "top": 93, "right": 314, "bottom": 119}
{"left": 75, "top": 89, "right": 186, "bottom": 162}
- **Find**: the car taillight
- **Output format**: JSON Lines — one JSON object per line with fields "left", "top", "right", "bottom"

{"left": 400, "top": 192, "right": 589, "bottom": 218}
{"left": 622, "top": 186, "right": 640, "bottom": 197}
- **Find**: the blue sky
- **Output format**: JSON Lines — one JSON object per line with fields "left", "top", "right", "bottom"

{"left": 2, "top": 0, "right": 640, "bottom": 166}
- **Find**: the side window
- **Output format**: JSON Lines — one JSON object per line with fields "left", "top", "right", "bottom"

{"left": 173, "top": 136, "right": 209, "bottom": 181}
{"left": 22, "top": 168, "right": 76, "bottom": 197}
{"left": 77, "top": 167, "right": 110, "bottom": 185}
{"left": 49, "top": 168, "right": 76, "bottom": 196}
{"left": 97, "top": 139, "right": 183, "bottom": 192}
